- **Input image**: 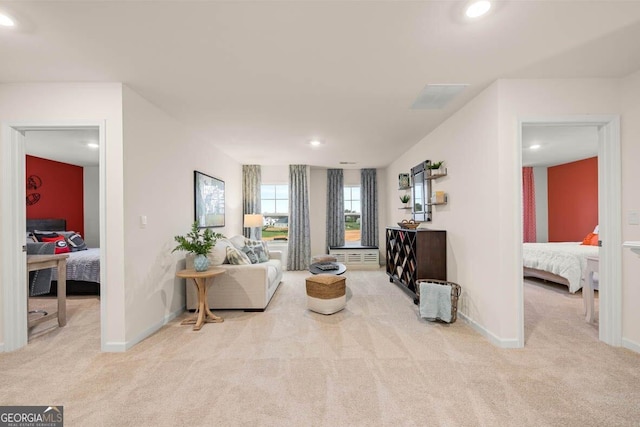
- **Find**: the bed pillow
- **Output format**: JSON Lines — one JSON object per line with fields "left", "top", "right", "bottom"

{"left": 66, "top": 233, "right": 88, "bottom": 251}
{"left": 226, "top": 246, "right": 251, "bottom": 265}
{"left": 33, "top": 231, "right": 61, "bottom": 242}
{"left": 40, "top": 235, "right": 71, "bottom": 254}
{"left": 581, "top": 232, "right": 599, "bottom": 246}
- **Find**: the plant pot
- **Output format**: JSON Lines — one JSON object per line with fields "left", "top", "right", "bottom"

{"left": 193, "top": 254, "right": 210, "bottom": 272}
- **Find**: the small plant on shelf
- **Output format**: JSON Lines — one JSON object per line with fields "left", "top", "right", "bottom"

{"left": 427, "top": 161, "right": 445, "bottom": 175}
{"left": 399, "top": 194, "right": 411, "bottom": 204}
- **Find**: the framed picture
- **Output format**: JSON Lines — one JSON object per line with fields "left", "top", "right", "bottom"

{"left": 194, "top": 170, "right": 225, "bottom": 228}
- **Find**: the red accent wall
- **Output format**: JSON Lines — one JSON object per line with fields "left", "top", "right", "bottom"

{"left": 548, "top": 157, "right": 597, "bottom": 242}
{"left": 26, "top": 155, "right": 84, "bottom": 236}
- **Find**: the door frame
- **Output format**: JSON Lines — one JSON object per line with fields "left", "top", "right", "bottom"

{"left": 1, "top": 120, "right": 106, "bottom": 352}
{"left": 516, "top": 115, "right": 621, "bottom": 347}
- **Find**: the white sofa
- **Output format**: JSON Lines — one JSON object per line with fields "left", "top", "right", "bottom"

{"left": 185, "top": 236, "right": 283, "bottom": 312}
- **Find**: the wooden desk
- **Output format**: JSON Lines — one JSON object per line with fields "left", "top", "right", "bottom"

{"left": 176, "top": 268, "right": 225, "bottom": 331}
{"left": 583, "top": 256, "right": 599, "bottom": 323}
{"left": 27, "top": 253, "right": 69, "bottom": 329}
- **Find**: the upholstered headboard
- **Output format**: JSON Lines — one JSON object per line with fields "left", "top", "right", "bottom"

{"left": 26, "top": 218, "right": 66, "bottom": 232}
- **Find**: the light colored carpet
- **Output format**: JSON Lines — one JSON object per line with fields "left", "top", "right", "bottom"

{"left": 2, "top": 270, "right": 639, "bottom": 426}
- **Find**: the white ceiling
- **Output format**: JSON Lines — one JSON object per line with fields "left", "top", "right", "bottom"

{"left": 25, "top": 129, "right": 100, "bottom": 167}
{"left": 2, "top": 1, "right": 640, "bottom": 169}
{"left": 522, "top": 125, "right": 599, "bottom": 167}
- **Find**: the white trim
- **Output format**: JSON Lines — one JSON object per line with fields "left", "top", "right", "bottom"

{"left": 1, "top": 120, "right": 107, "bottom": 353}
{"left": 1, "top": 125, "right": 27, "bottom": 351}
{"left": 458, "top": 312, "right": 521, "bottom": 349}
{"left": 622, "top": 338, "right": 640, "bottom": 354}
{"left": 103, "top": 306, "right": 184, "bottom": 352}
{"left": 517, "top": 115, "right": 622, "bottom": 348}
{"left": 597, "top": 117, "right": 622, "bottom": 346}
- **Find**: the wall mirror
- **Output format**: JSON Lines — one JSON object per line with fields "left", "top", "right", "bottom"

{"left": 411, "top": 161, "right": 432, "bottom": 222}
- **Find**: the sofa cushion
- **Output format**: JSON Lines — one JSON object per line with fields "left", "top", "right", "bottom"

{"left": 226, "top": 246, "right": 251, "bottom": 265}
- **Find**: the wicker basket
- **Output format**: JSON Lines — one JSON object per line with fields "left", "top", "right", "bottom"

{"left": 415, "top": 279, "right": 461, "bottom": 323}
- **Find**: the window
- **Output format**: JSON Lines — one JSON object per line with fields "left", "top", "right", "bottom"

{"left": 344, "top": 186, "right": 361, "bottom": 243}
{"left": 261, "top": 184, "right": 288, "bottom": 241}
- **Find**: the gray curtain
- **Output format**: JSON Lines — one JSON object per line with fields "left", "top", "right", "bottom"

{"left": 287, "top": 165, "right": 311, "bottom": 270}
{"left": 242, "top": 165, "right": 261, "bottom": 239}
{"left": 326, "top": 169, "right": 345, "bottom": 248}
{"left": 360, "top": 168, "right": 378, "bottom": 247}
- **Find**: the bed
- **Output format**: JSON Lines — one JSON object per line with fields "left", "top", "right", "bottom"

{"left": 523, "top": 242, "right": 599, "bottom": 293}
{"left": 27, "top": 218, "right": 100, "bottom": 295}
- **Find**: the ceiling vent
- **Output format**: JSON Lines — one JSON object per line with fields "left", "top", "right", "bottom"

{"left": 411, "top": 84, "right": 469, "bottom": 110}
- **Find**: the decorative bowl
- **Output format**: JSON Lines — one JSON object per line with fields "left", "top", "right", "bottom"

{"left": 398, "top": 220, "right": 420, "bottom": 230}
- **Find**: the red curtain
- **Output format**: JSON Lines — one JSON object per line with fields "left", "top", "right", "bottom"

{"left": 522, "top": 167, "right": 537, "bottom": 242}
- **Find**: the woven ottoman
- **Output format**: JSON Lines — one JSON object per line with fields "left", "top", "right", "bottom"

{"left": 305, "top": 274, "right": 346, "bottom": 315}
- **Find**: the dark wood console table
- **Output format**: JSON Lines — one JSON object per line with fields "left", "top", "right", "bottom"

{"left": 386, "top": 227, "right": 446, "bottom": 301}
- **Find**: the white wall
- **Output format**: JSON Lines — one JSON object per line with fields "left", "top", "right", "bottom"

{"left": 309, "top": 167, "right": 327, "bottom": 257}
{"left": 620, "top": 70, "right": 640, "bottom": 351}
{"left": 386, "top": 83, "right": 504, "bottom": 342}
{"left": 0, "top": 82, "right": 125, "bottom": 350}
{"left": 83, "top": 165, "right": 100, "bottom": 248}
{"left": 121, "top": 86, "right": 242, "bottom": 345}
{"left": 533, "top": 166, "right": 548, "bottom": 242}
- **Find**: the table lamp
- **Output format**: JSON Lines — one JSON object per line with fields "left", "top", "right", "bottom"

{"left": 244, "top": 214, "right": 263, "bottom": 240}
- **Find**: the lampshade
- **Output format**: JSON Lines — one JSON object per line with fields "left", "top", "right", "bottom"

{"left": 243, "top": 214, "right": 263, "bottom": 228}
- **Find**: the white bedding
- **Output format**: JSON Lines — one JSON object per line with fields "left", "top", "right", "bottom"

{"left": 523, "top": 242, "right": 599, "bottom": 293}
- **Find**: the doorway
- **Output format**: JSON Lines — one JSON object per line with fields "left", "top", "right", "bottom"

{"left": 517, "top": 116, "right": 622, "bottom": 347}
{"left": 1, "top": 122, "right": 106, "bottom": 352}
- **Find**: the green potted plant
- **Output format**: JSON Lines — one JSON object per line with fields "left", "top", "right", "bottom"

{"left": 427, "top": 161, "right": 445, "bottom": 176}
{"left": 399, "top": 194, "right": 411, "bottom": 207}
{"left": 173, "top": 222, "right": 225, "bottom": 271}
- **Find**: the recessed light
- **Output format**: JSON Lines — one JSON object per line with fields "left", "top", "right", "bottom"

{"left": 86, "top": 142, "right": 99, "bottom": 149}
{"left": 529, "top": 144, "right": 541, "bottom": 150}
{"left": 308, "top": 139, "right": 324, "bottom": 147}
{"left": 0, "top": 13, "right": 16, "bottom": 27}
{"left": 465, "top": 1, "right": 491, "bottom": 18}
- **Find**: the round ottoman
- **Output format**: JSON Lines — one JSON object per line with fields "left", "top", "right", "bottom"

{"left": 305, "top": 274, "right": 346, "bottom": 315}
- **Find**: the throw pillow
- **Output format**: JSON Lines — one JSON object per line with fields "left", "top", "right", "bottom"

{"left": 581, "top": 232, "right": 595, "bottom": 246}
{"left": 41, "top": 235, "right": 71, "bottom": 254}
{"left": 211, "top": 238, "right": 234, "bottom": 265}
{"left": 241, "top": 245, "right": 259, "bottom": 264}
{"left": 245, "top": 238, "right": 270, "bottom": 258}
{"left": 226, "top": 246, "right": 251, "bottom": 265}
{"left": 247, "top": 243, "right": 269, "bottom": 263}
{"left": 229, "top": 235, "right": 247, "bottom": 250}
{"left": 67, "top": 233, "right": 88, "bottom": 251}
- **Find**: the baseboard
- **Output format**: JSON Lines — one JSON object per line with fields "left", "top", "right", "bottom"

{"left": 457, "top": 312, "right": 522, "bottom": 349}
{"left": 622, "top": 337, "right": 640, "bottom": 354}
{"left": 101, "top": 306, "right": 185, "bottom": 352}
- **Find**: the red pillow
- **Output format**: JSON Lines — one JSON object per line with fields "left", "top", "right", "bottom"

{"left": 589, "top": 233, "right": 599, "bottom": 246}
{"left": 41, "top": 235, "right": 71, "bottom": 254}
{"left": 581, "top": 233, "right": 595, "bottom": 245}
